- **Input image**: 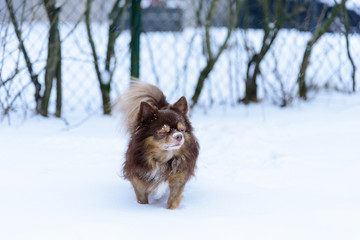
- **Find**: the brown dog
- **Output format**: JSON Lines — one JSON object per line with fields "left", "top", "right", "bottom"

{"left": 117, "top": 82, "right": 199, "bottom": 209}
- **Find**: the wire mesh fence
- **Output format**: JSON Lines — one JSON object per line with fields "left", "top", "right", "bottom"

{"left": 1, "top": 0, "right": 359, "bottom": 120}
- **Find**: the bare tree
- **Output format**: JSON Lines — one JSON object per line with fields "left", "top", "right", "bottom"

{"left": 191, "top": 0, "right": 243, "bottom": 107}
{"left": 5, "top": 0, "right": 42, "bottom": 111}
{"left": 297, "top": 1, "right": 344, "bottom": 100}
{"left": 85, "top": 0, "right": 129, "bottom": 115}
{"left": 242, "top": 0, "right": 289, "bottom": 104}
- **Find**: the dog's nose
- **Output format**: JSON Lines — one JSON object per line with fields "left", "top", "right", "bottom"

{"left": 173, "top": 132, "right": 183, "bottom": 142}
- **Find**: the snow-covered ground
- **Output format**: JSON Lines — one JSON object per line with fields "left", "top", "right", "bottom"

{"left": 1, "top": 92, "right": 360, "bottom": 240}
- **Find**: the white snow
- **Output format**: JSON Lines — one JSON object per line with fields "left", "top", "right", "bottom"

{"left": 320, "top": 0, "right": 360, "bottom": 10}
{"left": 101, "top": 71, "right": 111, "bottom": 85}
{"left": 1, "top": 92, "right": 360, "bottom": 239}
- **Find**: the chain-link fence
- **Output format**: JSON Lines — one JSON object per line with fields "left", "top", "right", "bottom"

{"left": 1, "top": 0, "right": 360, "bottom": 120}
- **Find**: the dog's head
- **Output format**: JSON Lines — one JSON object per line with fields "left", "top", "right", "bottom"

{"left": 136, "top": 96, "right": 192, "bottom": 152}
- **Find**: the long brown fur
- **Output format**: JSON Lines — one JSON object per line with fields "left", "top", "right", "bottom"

{"left": 117, "top": 82, "right": 199, "bottom": 209}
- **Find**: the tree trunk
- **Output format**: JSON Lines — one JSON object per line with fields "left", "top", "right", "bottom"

{"left": 100, "top": 83, "right": 112, "bottom": 115}
{"left": 298, "top": 42, "right": 312, "bottom": 99}
{"left": 41, "top": 0, "right": 62, "bottom": 117}
{"left": 191, "top": 59, "right": 216, "bottom": 105}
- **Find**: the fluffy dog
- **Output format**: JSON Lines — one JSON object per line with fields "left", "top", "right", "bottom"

{"left": 117, "top": 82, "right": 199, "bottom": 209}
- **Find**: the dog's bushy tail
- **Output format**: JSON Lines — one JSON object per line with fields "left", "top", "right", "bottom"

{"left": 116, "top": 81, "right": 168, "bottom": 134}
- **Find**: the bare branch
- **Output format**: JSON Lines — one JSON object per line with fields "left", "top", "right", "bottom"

{"left": 85, "top": 0, "right": 103, "bottom": 85}
{"left": 204, "top": 0, "right": 221, "bottom": 60}
{"left": 341, "top": 0, "right": 356, "bottom": 92}
{"left": 105, "top": 0, "right": 130, "bottom": 72}
{"left": 5, "top": 0, "right": 42, "bottom": 105}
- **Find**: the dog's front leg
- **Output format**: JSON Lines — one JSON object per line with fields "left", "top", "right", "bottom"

{"left": 130, "top": 176, "right": 149, "bottom": 204}
{"left": 167, "top": 172, "right": 187, "bottom": 209}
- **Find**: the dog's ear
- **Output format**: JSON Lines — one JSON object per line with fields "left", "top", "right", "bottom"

{"left": 172, "top": 96, "right": 188, "bottom": 115}
{"left": 139, "top": 102, "right": 158, "bottom": 122}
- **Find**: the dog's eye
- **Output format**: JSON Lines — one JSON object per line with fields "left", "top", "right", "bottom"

{"left": 177, "top": 122, "right": 186, "bottom": 133}
{"left": 157, "top": 131, "right": 167, "bottom": 138}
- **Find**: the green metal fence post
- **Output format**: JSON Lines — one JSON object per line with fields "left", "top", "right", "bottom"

{"left": 130, "top": 0, "right": 141, "bottom": 79}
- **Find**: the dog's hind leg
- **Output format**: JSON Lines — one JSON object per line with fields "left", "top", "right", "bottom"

{"left": 130, "top": 177, "right": 149, "bottom": 204}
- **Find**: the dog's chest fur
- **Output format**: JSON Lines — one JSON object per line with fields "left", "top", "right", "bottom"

{"left": 143, "top": 153, "right": 187, "bottom": 183}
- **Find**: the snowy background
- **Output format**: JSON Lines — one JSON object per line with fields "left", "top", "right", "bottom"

{"left": 2, "top": 25, "right": 360, "bottom": 114}
{"left": 1, "top": 92, "right": 360, "bottom": 240}
{"left": 1, "top": 0, "right": 360, "bottom": 238}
